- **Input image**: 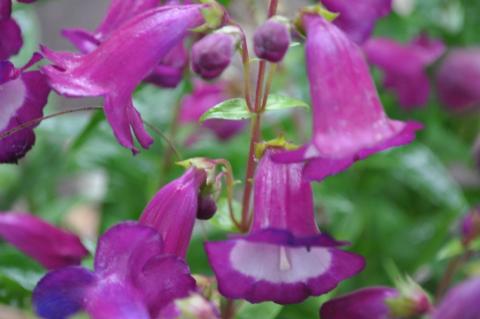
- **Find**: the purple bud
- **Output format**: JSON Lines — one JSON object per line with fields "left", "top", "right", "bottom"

{"left": 197, "top": 195, "right": 217, "bottom": 220}
{"left": 474, "top": 136, "right": 480, "bottom": 172}
{"left": 460, "top": 207, "right": 480, "bottom": 244}
{"left": 191, "top": 27, "right": 240, "bottom": 79}
{"left": 254, "top": 17, "right": 291, "bottom": 63}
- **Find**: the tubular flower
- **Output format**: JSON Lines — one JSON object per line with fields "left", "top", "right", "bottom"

{"left": 364, "top": 35, "right": 445, "bottom": 109}
{"left": 41, "top": 5, "right": 205, "bottom": 153}
{"left": 321, "top": 0, "right": 392, "bottom": 44}
{"left": 436, "top": 48, "right": 480, "bottom": 112}
{"left": 0, "top": 0, "right": 22, "bottom": 60}
{"left": 180, "top": 81, "right": 245, "bottom": 142}
{"left": 0, "top": 212, "right": 88, "bottom": 269}
{"left": 0, "top": 54, "right": 50, "bottom": 163}
{"left": 33, "top": 222, "right": 196, "bottom": 319}
{"left": 205, "top": 148, "right": 364, "bottom": 304}
{"left": 433, "top": 277, "right": 480, "bottom": 319}
{"left": 273, "top": 14, "right": 421, "bottom": 182}
{"left": 140, "top": 167, "right": 208, "bottom": 258}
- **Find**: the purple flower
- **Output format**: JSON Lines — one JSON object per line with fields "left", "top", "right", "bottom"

{"left": 42, "top": 5, "right": 205, "bottom": 153}
{"left": 205, "top": 148, "right": 364, "bottom": 304}
{"left": 364, "top": 35, "right": 445, "bottom": 109}
{"left": 0, "top": 54, "right": 50, "bottom": 163}
{"left": 272, "top": 14, "right": 421, "bottom": 182}
{"left": 0, "top": 0, "right": 22, "bottom": 60}
{"left": 0, "top": 212, "right": 88, "bottom": 269}
{"left": 321, "top": 0, "right": 392, "bottom": 44}
{"left": 159, "top": 294, "right": 220, "bottom": 319}
{"left": 460, "top": 207, "right": 480, "bottom": 244}
{"left": 433, "top": 277, "right": 480, "bottom": 319}
{"left": 254, "top": 17, "right": 291, "bottom": 63}
{"left": 33, "top": 222, "right": 195, "bottom": 319}
{"left": 140, "top": 167, "right": 207, "bottom": 258}
{"left": 191, "top": 27, "right": 241, "bottom": 80}
{"left": 436, "top": 48, "right": 480, "bottom": 112}
{"left": 145, "top": 42, "right": 188, "bottom": 88}
{"left": 180, "top": 81, "right": 246, "bottom": 141}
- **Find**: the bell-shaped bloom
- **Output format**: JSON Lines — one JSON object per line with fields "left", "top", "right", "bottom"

{"left": 205, "top": 148, "right": 365, "bottom": 304}
{"left": 320, "top": 284, "right": 430, "bottom": 319}
{"left": 179, "top": 81, "right": 245, "bottom": 142}
{"left": 42, "top": 5, "right": 205, "bottom": 153}
{"left": 436, "top": 48, "right": 480, "bottom": 112}
{"left": 321, "top": 0, "right": 392, "bottom": 44}
{"left": 0, "top": 212, "right": 88, "bottom": 269}
{"left": 273, "top": 14, "right": 421, "bottom": 181}
{"left": 460, "top": 207, "right": 480, "bottom": 244}
{"left": 433, "top": 277, "right": 480, "bottom": 319}
{"left": 0, "top": 55, "right": 50, "bottom": 163}
{"left": 0, "top": 0, "right": 22, "bottom": 60}
{"left": 140, "top": 167, "right": 207, "bottom": 258}
{"left": 33, "top": 222, "right": 196, "bottom": 319}
{"left": 254, "top": 17, "right": 291, "bottom": 63}
{"left": 364, "top": 35, "right": 445, "bottom": 109}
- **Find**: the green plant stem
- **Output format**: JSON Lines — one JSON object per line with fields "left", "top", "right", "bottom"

{"left": 161, "top": 100, "right": 183, "bottom": 178}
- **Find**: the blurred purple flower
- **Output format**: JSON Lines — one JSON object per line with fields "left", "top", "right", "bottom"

{"left": 436, "top": 48, "right": 480, "bottom": 112}
{"left": 433, "top": 277, "right": 480, "bottom": 319}
{"left": 0, "top": 212, "right": 88, "bottom": 269}
{"left": 42, "top": 5, "right": 205, "bottom": 153}
{"left": 254, "top": 17, "right": 291, "bottom": 63}
{"left": 206, "top": 148, "right": 364, "bottom": 304}
{"left": 364, "top": 35, "right": 445, "bottom": 109}
{"left": 0, "top": 54, "right": 50, "bottom": 163}
{"left": 33, "top": 222, "right": 195, "bottom": 319}
{"left": 0, "top": 0, "right": 22, "bottom": 60}
{"left": 180, "top": 81, "right": 245, "bottom": 142}
{"left": 460, "top": 207, "right": 480, "bottom": 244}
{"left": 321, "top": 0, "right": 392, "bottom": 44}
{"left": 273, "top": 14, "right": 421, "bottom": 181}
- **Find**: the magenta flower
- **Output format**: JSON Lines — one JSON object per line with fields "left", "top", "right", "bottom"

{"left": 0, "top": 212, "right": 88, "bottom": 269}
{"left": 254, "top": 17, "right": 291, "bottom": 63}
{"left": 145, "top": 42, "right": 188, "bottom": 88}
{"left": 33, "top": 222, "right": 195, "bottom": 319}
{"left": 460, "top": 207, "right": 480, "bottom": 244}
{"left": 433, "top": 277, "right": 480, "bottom": 319}
{"left": 273, "top": 14, "right": 421, "bottom": 181}
{"left": 0, "top": 54, "right": 50, "bottom": 163}
{"left": 321, "top": 0, "right": 392, "bottom": 44}
{"left": 42, "top": 5, "right": 205, "bottom": 153}
{"left": 0, "top": 0, "right": 22, "bottom": 60}
{"left": 206, "top": 148, "right": 364, "bottom": 304}
{"left": 140, "top": 167, "right": 207, "bottom": 258}
{"left": 364, "top": 35, "right": 445, "bottom": 109}
{"left": 180, "top": 81, "right": 246, "bottom": 142}
{"left": 436, "top": 48, "right": 480, "bottom": 112}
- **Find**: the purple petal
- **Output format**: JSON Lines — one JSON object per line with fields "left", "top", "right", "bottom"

{"left": 273, "top": 15, "right": 421, "bottom": 181}
{"left": 321, "top": 0, "right": 392, "bottom": 44}
{"left": 0, "top": 0, "right": 12, "bottom": 19}
{"left": 61, "top": 28, "right": 100, "bottom": 54}
{"left": 433, "top": 277, "right": 480, "bottom": 319}
{"left": 146, "top": 42, "right": 187, "bottom": 88}
{"left": 320, "top": 287, "right": 398, "bottom": 319}
{"left": 436, "top": 48, "right": 480, "bottom": 111}
{"left": 42, "top": 5, "right": 204, "bottom": 152}
{"left": 205, "top": 231, "right": 364, "bottom": 304}
{"left": 139, "top": 168, "right": 206, "bottom": 257}
{"left": 33, "top": 266, "right": 96, "bottom": 319}
{"left": 0, "top": 212, "right": 88, "bottom": 269}
{"left": 0, "top": 18, "right": 23, "bottom": 60}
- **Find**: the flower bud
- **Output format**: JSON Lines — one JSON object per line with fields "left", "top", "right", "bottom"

{"left": 461, "top": 207, "right": 480, "bottom": 244}
{"left": 197, "top": 194, "right": 217, "bottom": 220}
{"left": 254, "top": 17, "right": 291, "bottom": 63}
{"left": 191, "top": 26, "right": 241, "bottom": 79}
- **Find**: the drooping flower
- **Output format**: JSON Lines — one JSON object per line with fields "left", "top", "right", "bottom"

{"left": 320, "top": 284, "right": 430, "bottom": 319}
{"left": 33, "top": 222, "right": 195, "bottom": 319}
{"left": 433, "top": 277, "right": 480, "bottom": 319}
{"left": 364, "top": 35, "right": 445, "bottom": 109}
{"left": 436, "top": 48, "right": 480, "bottom": 112}
{"left": 321, "top": 0, "right": 392, "bottom": 44}
{"left": 206, "top": 148, "right": 364, "bottom": 304}
{"left": 0, "top": 212, "right": 88, "bottom": 269}
{"left": 42, "top": 5, "right": 205, "bottom": 153}
{"left": 0, "top": 0, "right": 22, "bottom": 60}
{"left": 179, "top": 81, "right": 245, "bottom": 142}
{"left": 0, "top": 54, "right": 50, "bottom": 163}
{"left": 273, "top": 14, "right": 421, "bottom": 181}
{"left": 460, "top": 206, "right": 480, "bottom": 245}
{"left": 254, "top": 16, "right": 291, "bottom": 63}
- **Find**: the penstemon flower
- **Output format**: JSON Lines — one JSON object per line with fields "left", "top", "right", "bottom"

{"left": 205, "top": 148, "right": 364, "bottom": 304}
{"left": 364, "top": 34, "right": 445, "bottom": 109}
{"left": 0, "top": 0, "right": 22, "bottom": 60}
{"left": 433, "top": 277, "right": 480, "bottom": 319}
{"left": 254, "top": 16, "right": 291, "bottom": 63}
{"left": 273, "top": 13, "right": 421, "bottom": 181}
{"left": 41, "top": 4, "right": 205, "bottom": 153}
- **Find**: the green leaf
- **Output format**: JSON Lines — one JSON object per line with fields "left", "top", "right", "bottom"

{"left": 200, "top": 95, "right": 309, "bottom": 122}
{"left": 236, "top": 302, "right": 282, "bottom": 319}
